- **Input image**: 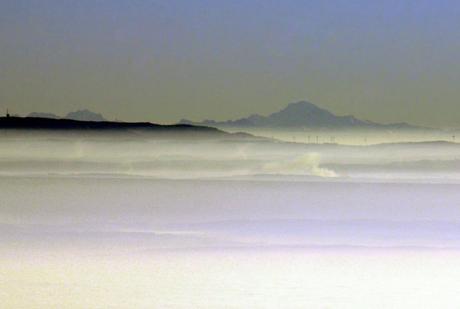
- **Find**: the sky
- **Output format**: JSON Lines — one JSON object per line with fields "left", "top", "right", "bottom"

{"left": 1, "top": 0, "right": 459, "bottom": 127}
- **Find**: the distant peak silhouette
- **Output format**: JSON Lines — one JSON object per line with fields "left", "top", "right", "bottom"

{"left": 28, "top": 112, "right": 60, "bottom": 119}
{"left": 65, "top": 109, "right": 106, "bottom": 122}
{"left": 28, "top": 109, "right": 107, "bottom": 122}
{"left": 180, "top": 100, "right": 423, "bottom": 130}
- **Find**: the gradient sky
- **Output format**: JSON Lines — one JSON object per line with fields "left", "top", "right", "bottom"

{"left": 1, "top": 0, "right": 459, "bottom": 127}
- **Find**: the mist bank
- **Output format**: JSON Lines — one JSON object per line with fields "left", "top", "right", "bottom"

{"left": 2, "top": 131, "right": 460, "bottom": 307}
{"left": 1, "top": 131, "right": 460, "bottom": 181}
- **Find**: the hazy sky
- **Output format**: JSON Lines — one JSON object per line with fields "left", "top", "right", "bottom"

{"left": 1, "top": 1, "right": 459, "bottom": 127}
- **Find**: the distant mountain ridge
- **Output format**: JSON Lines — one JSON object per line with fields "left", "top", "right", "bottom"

{"left": 27, "top": 112, "right": 60, "bottom": 119}
{"left": 28, "top": 109, "right": 107, "bottom": 122}
{"left": 180, "top": 101, "right": 422, "bottom": 130}
{"left": 65, "top": 109, "right": 106, "bottom": 122}
{"left": 0, "top": 116, "right": 237, "bottom": 138}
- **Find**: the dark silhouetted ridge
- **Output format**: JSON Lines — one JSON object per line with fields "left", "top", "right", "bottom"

{"left": 0, "top": 116, "right": 225, "bottom": 135}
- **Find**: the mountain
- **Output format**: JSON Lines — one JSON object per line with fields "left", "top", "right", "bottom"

{"left": 27, "top": 109, "right": 107, "bottom": 122}
{"left": 181, "top": 101, "right": 422, "bottom": 130}
{"left": 27, "top": 112, "right": 60, "bottom": 119}
{"left": 65, "top": 109, "right": 106, "bottom": 122}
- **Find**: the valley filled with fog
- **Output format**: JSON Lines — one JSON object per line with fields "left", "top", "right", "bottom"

{"left": 2, "top": 132, "right": 460, "bottom": 249}
{"left": 1, "top": 131, "right": 460, "bottom": 181}
{"left": 2, "top": 132, "right": 460, "bottom": 308}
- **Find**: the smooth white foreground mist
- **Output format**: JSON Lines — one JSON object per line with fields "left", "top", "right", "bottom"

{"left": 1, "top": 133, "right": 460, "bottom": 308}
{"left": 3, "top": 250, "right": 460, "bottom": 308}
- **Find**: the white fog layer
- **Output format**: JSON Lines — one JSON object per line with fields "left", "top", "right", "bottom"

{"left": 1, "top": 133, "right": 460, "bottom": 249}
{"left": 1, "top": 133, "right": 460, "bottom": 181}
{"left": 1, "top": 133, "right": 460, "bottom": 308}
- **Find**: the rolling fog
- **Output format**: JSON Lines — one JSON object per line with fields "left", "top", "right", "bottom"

{"left": 2, "top": 131, "right": 460, "bottom": 307}
{"left": 219, "top": 126, "right": 459, "bottom": 146}
{"left": 2, "top": 131, "right": 460, "bottom": 247}
{"left": 1, "top": 131, "right": 460, "bottom": 181}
